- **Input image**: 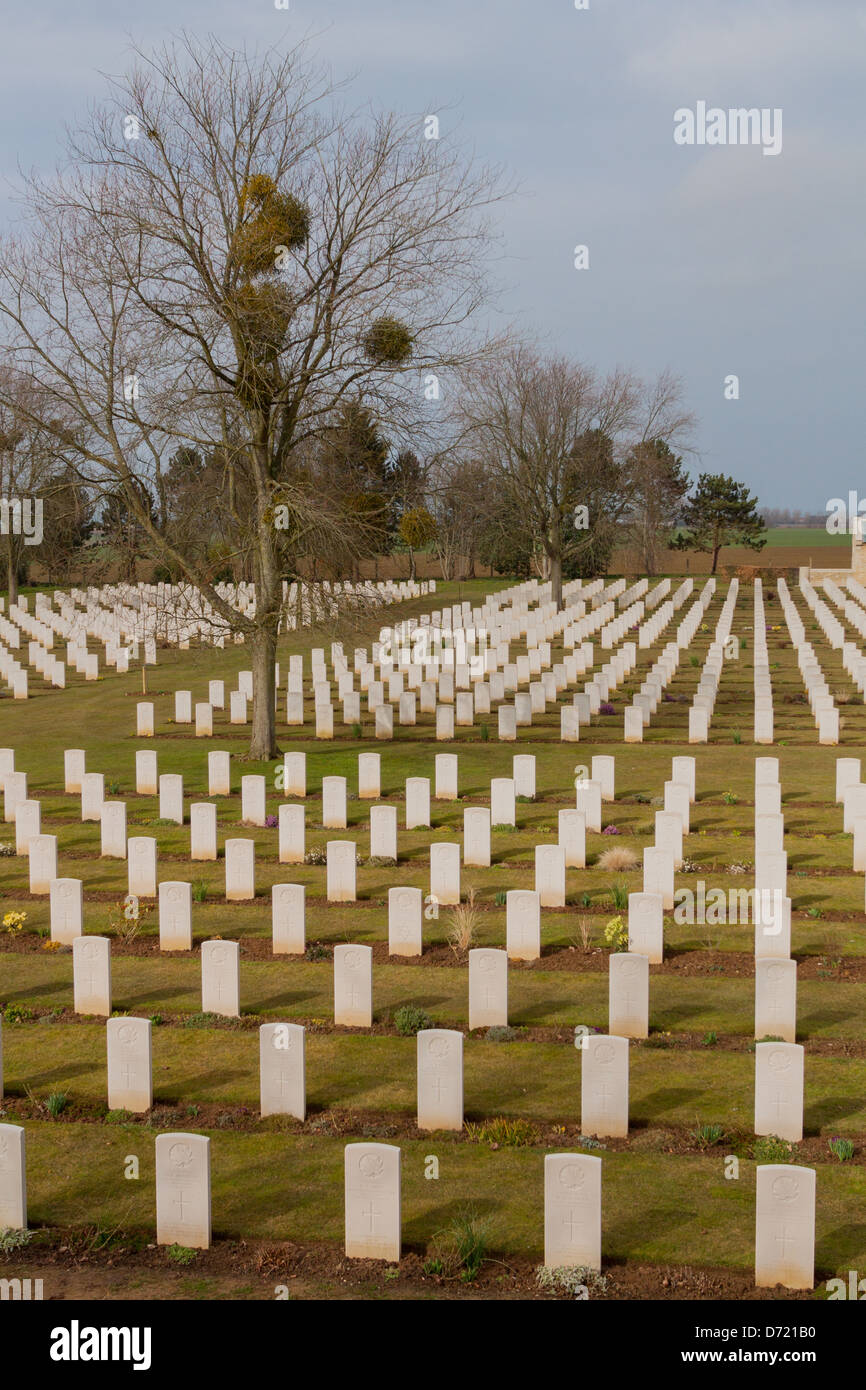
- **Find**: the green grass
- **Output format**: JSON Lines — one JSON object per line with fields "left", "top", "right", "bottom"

{"left": 2, "top": 575, "right": 866, "bottom": 1288}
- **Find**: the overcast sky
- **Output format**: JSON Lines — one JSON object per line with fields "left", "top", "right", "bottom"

{"left": 1, "top": 0, "right": 863, "bottom": 511}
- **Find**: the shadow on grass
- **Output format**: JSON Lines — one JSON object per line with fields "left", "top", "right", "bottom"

{"left": 804, "top": 1098, "right": 866, "bottom": 1132}
{"left": 638, "top": 1086, "right": 704, "bottom": 1118}
{"left": 20, "top": 1062, "right": 94, "bottom": 1087}
{"left": 2, "top": 981, "right": 69, "bottom": 1002}
{"left": 816, "top": 1224, "right": 866, "bottom": 1276}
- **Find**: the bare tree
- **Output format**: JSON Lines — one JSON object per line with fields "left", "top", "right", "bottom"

{"left": 457, "top": 348, "right": 696, "bottom": 606}
{"left": 0, "top": 34, "right": 509, "bottom": 755}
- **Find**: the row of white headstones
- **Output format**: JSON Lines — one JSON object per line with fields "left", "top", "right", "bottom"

{"left": 0, "top": 1120, "right": 816, "bottom": 1288}
{"left": 9, "top": 745, "right": 866, "bottom": 937}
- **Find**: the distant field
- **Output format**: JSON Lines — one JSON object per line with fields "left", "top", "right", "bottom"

{"left": 763, "top": 527, "right": 845, "bottom": 549}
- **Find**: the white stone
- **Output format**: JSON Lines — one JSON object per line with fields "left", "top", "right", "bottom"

{"left": 388, "top": 887, "right": 423, "bottom": 957}
{"left": 430, "top": 843, "right": 460, "bottom": 906}
{"left": 555, "top": 809, "right": 585, "bottom": 869}
{"left": 241, "top": 775, "right": 267, "bottom": 826}
{"left": 260, "top": 1022, "right": 305, "bottom": 1119}
{"left": 137, "top": 702, "right": 154, "bottom": 737}
{"left": 278, "top": 804, "right": 304, "bottom": 864}
{"left": 64, "top": 749, "right": 86, "bottom": 794}
{"left": 73, "top": 935, "right": 111, "bottom": 1016}
{"left": 544, "top": 1153, "right": 601, "bottom": 1271}
{"left": 506, "top": 889, "right": 541, "bottom": 961}
{"left": 581, "top": 1034, "right": 629, "bottom": 1138}
{"left": 497, "top": 706, "right": 517, "bottom": 741}
{"left": 107, "top": 1017, "right": 152, "bottom": 1112}
{"left": 81, "top": 773, "right": 105, "bottom": 822}
{"left": 208, "top": 751, "right": 231, "bottom": 797}
{"left": 370, "top": 805, "right": 397, "bottom": 861}
{"left": 754, "top": 1041, "right": 803, "bottom": 1142}
{"left": 156, "top": 1133, "right": 211, "bottom": 1250}
{"left": 835, "top": 758, "right": 861, "bottom": 804}
{"left": 14, "top": 799, "right": 40, "bottom": 855}
{"left": 283, "top": 752, "right": 305, "bottom": 798}
{"left": 435, "top": 754, "right": 458, "bottom": 800}
{"left": 405, "top": 777, "right": 431, "bottom": 830}
{"left": 225, "top": 838, "right": 255, "bottom": 901}
{"left": 609, "top": 953, "right": 649, "bottom": 1038}
{"left": 0, "top": 1124, "right": 26, "bottom": 1230}
{"left": 575, "top": 782, "right": 602, "bottom": 833}
{"left": 195, "top": 703, "right": 213, "bottom": 737}
{"left": 127, "top": 836, "right": 157, "bottom": 896}
{"left": 627, "top": 893, "right": 664, "bottom": 963}
{"left": 159, "top": 881, "right": 192, "bottom": 951}
{"left": 101, "top": 802, "right": 127, "bottom": 858}
{"left": 671, "top": 756, "right": 696, "bottom": 802}
{"left": 49, "top": 878, "right": 83, "bottom": 943}
{"left": 3, "top": 771, "right": 27, "bottom": 823}
{"left": 344, "top": 1142, "right": 400, "bottom": 1262}
{"left": 28, "top": 834, "right": 57, "bottom": 894}
{"left": 463, "top": 807, "right": 491, "bottom": 867}
{"left": 334, "top": 943, "right": 372, "bottom": 1026}
{"left": 755, "top": 958, "right": 797, "bottom": 1043}
{"left": 326, "top": 841, "right": 357, "bottom": 902}
{"left": 643, "top": 847, "right": 674, "bottom": 909}
{"left": 322, "top": 776, "right": 347, "bottom": 830}
{"left": 358, "top": 753, "right": 380, "bottom": 800}
{"left": 158, "top": 774, "right": 184, "bottom": 825}
{"left": 535, "top": 844, "right": 565, "bottom": 908}
{"left": 654, "top": 810, "right": 683, "bottom": 869}
{"left": 190, "top": 803, "right": 217, "bottom": 861}
{"left": 468, "top": 949, "right": 507, "bottom": 1029}
{"left": 272, "top": 883, "right": 305, "bottom": 955}
{"left": 201, "top": 939, "right": 240, "bottom": 1016}
{"left": 417, "top": 1029, "right": 463, "bottom": 1130}
{"left": 513, "top": 754, "right": 536, "bottom": 799}
{"left": 134, "top": 750, "right": 157, "bottom": 796}
{"left": 755, "top": 1164, "right": 815, "bottom": 1290}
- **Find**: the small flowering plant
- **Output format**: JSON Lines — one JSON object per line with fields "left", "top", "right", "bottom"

{"left": 3, "top": 910, "right": 28, "bottom": 934}
{"left": 602, "top": 824, "right": 619, "bottom": 835}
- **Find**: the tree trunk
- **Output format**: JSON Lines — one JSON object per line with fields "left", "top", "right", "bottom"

{"left": 249, "top": 620, "right": 279, "bottom": 759}
{"left": 711, "top": 546, "right": 720, "bottom": 575}
{"left": 408, "top": 546, "right": 416, "bottom": 581}
{"left": 550, "top": 551, "right": 563, "bottom": 611}
{"left": 248, "top": 479, "right": 282, "bottom": 761}
{"left": 6, "top": 544, "right": 18, "bottom": 604}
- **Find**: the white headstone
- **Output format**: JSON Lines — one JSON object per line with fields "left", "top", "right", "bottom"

{"left": 344, "top": 1142, "right": 400, "bottom": 1262}
{"left": 334, "top": 943, "right": 372, "bottom": 1026}
{"left": 73, "top": 935, "right": 111, "bottom": 1016}
{"left": 754, "top": 1041, "right": 803, "bottom": 1142}
{"left": 544, "top": 1153, "right": 601, "bottom": 1271}
{"left": 468, "top": 949, "right": 508, "bottom": 1029}
{"left": 49, "top": 878, "right": 83, "bottom": 944}
{"left": 201, "top": 939, "right": 240, "bottom": 1016}
{"left": 754, "top": 1164, "right": 815, "bottom": 1290}
{"left": 260, "top": 1022, "right": 305, "bottom": 1119}
{"left": 225, "top": 838, "right": 255, "bottom": 901}
{"left": 107, "top": 1017, "right": 152, "bottom": 1112}
{"left": 608, "top": 953, "right": 649, "bottom": 1038}
{"left": 272, "top": 883, "right": 305, "bottom": 955}
{"left": 417, "top": 1029, "right": 463, "bottom": 1130}
{"left": 755, "top": 958, "right": 797, "bottom": 1044}
{"left": 159, "top": 881, "right": 192, "bottom": 951}
{"left": 327, "top": 841, "right": 357, "bottom": 902}
{"left": 156, "top": 1132, "right": 211, "bottom": 1249}
{"left": 506, "top": 889, "right": 541, "bottom": 961}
